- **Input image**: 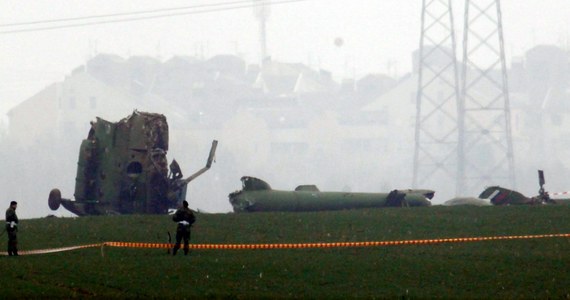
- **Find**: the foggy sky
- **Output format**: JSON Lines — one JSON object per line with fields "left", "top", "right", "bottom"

{"left": 0, "top": 0, "right": 568, "bottom": 115}
{"left": 0, "top": 0, "right": 569, "bottom": 218}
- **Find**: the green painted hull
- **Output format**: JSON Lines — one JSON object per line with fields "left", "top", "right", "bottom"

{"left": 49, "top": 111, "right": 217, "bottom": 216}
{"left": 229, "top": 177, "right": 432, "bottom": 212}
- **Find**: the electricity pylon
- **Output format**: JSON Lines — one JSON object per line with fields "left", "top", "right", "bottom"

{"left": 457, "top": 0, "right": 515, "bottom": 195}
{"left": 413, "top": 0, "right": 461, "bottom": 200}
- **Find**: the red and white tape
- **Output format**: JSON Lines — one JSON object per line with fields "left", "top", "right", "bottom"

{"left": 550, "top": 191, "right": 570, "bottom": 196}
{"left": 1, "top": 233, "right": 569, "bottom": 255}
{"left": 1, "top": 243, "right": 101, "bottom": 256}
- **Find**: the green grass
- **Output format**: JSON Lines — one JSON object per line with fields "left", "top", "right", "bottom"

{"left": 1, "top": 205, "right": 569, "bottom": 298}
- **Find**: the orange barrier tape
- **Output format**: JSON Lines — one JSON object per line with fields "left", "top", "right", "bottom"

{"left": 186, "top": 233, "right": 570, "bottom": 250}
{"left": 105, "top": 242, "right": 172, "bottom": 249}
{"left": 2, "top": 233, "right": 569, "bottom": 255}
{"left": 2, "top": 243, "right": 102, "bottom": 256}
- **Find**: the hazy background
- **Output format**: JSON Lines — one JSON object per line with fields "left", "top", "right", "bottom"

{"left": 1, "top": 0, "right": 568, "bottom": 115}
{"left": 0, "top": 0, "right": 569, "bottom": 218}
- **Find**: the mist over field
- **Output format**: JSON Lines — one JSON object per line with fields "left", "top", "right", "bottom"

{"left": 0, "top": 0, "right": 569, "bottom": 218}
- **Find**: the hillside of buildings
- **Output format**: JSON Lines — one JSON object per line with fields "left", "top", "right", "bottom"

{"left": 2, "top": 45, "right": 570, "bottom": 218}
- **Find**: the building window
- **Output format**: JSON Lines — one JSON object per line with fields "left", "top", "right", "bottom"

{"left": 270, "top": 142, "right": 308, "bottom": 156}
{"left": 551, "top": 114, "right": 562, "bottom": 127}
{"left": 63, "top": 121, "right": 75, "bottom": 134}
{"left": 68, "top": 97, "right": 76, "bottom": 110}
{"left": 90, "top": 97, "right": 97, "bottom": 109}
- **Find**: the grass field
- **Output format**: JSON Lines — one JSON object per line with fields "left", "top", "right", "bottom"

{"left": 0, "top": 205, "right": 569, "bottom": 298}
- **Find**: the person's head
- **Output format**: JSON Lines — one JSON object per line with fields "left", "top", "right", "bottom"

{"left": 10, "top": 201, "right": 17, "bottom": 209}
{"left": 182, "top": 200, "right": 189, "bottom": 208}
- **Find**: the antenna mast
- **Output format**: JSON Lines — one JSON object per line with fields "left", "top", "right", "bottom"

{"left": 253, "top": 0, "right": 271, "bottom": 65}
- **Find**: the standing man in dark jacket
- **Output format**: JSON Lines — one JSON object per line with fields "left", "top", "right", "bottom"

{"left": 5, "top": 201, "right": 19, "bottom": 256}
{"left": 172, "top": 200, "right": 195, "bottom": 256}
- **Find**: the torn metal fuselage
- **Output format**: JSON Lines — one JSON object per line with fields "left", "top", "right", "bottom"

{"left": 229, "top": 176, "right": 433, "bottom": 212}
{"left": 477, "top": 185, "right": 565, "bottom": 206}
{"left": 48, "top": 110, "right": 217, "bottom": 216}
{"left": 444, "top": 170, "right": 570, "bottom": 206}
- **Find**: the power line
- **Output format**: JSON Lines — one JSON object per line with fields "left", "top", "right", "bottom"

{"left": 0, "top": 0, "right": 257, "bottom": 28}
{"left": 0, "top": 0, "right": 305, "bottom": 35}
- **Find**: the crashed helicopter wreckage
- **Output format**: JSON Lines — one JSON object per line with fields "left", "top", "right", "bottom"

{"left": 444, "top": 170, "right": 570, "bottom": 206}
{"left": 48, "top": 110, "right": 218, "bottom": 216}
{"left": 229, "top": 176, "right": 434, "bottom": 212}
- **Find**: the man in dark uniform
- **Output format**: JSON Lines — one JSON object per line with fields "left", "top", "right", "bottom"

{"left": 172, "top": 200, "right": 195, "bottom": 256}
{"left": 5, "top": 201, "right": 19, "bottom": 256}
